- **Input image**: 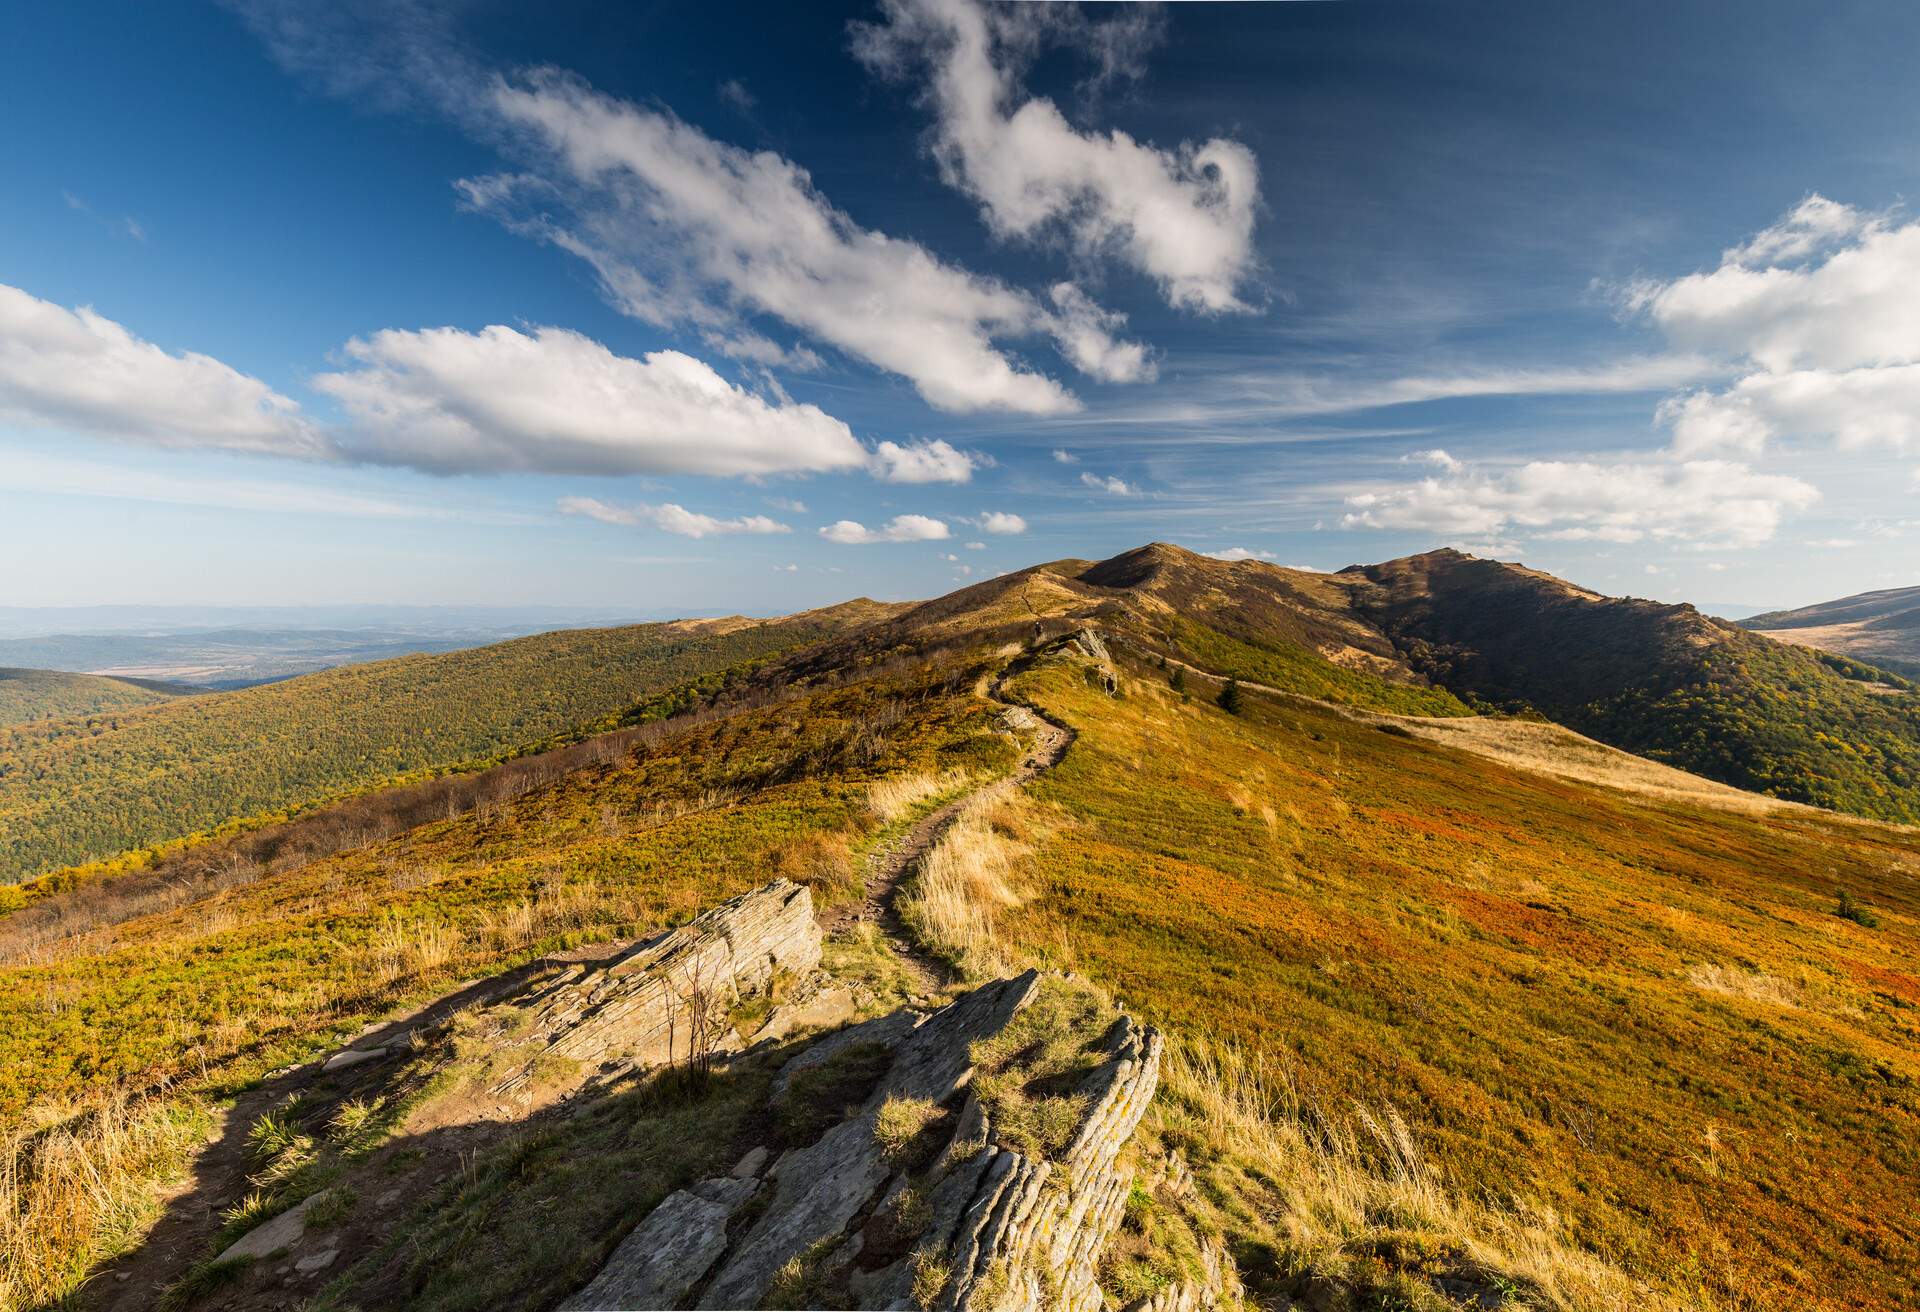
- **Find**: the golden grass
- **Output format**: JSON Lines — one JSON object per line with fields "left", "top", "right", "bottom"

{"left": 866, "top": 768, "right": 973, "bottom": 824}
{"left": 897, "top": 792, "right": 1037, "bottom": 977}
{"left": 996, "top": 655, "right": 1920, "bottom": 1309}
{"left": 1685, "top": 963, "right": 1805, "bottom": 1009}
{"left": 1, "top": 1093, "right": 211, "bottom": 1311}
{"left": 1361, "top": 713, "right": 1801, "bottom": 817}
{"left": 1151, "top": 1038, "right": 1692, "bottom": 1312}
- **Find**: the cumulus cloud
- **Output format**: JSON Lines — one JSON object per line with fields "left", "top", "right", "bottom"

{"left": 1205, "top": 547, "right": 1276, "bottom": 561}
{"left": 1051, "top": 448, "right": 1077, "bottom": 463}
{"left": 869, "top": 437, "right": 977, "bottom": 484}
{"left": 0, "top": 282, "right": 324, "bottom": 456}
{"left": 558, "top": 496, "right": 789, "bottom": 538}
{"left": 314, "top": 322, "right": 867, "bottom": 476}
{"left": 470, "top": 73, "right": 1149, "bottom": 416}
{"left": 1340, "top": 455, "right": 1818, "bottom": 549}
{"left": 819, "top": 514, "right": 951, "bottom": 544}
{"left": 852, "top": 0, "right": 1260, "bottom": 313}
{"left": 1080, "top": 471, "right": 1135, "bottom": 496}
{"left": 1631, "top": 195, "right": 1920, "bottom": 455}
{"left": 964, "top": 540, "right": 987, "bottom": 549}
{"left": 972, "top": 510, "right": 1027, "bottom": 534}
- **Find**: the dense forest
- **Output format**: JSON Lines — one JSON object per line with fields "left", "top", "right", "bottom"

{"left": 0, "top": 615, "right": 854, "bottom": 882}
{"left": 0, "top": 668, "right": 182, "bottom": 727}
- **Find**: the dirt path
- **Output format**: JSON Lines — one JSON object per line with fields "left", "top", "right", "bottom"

{"left": 825, "top": 673, "right": 1074, "bottom": 996}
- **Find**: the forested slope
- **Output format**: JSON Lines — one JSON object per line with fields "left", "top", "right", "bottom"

{"left": 0, "top": 611, "right": 871, "bottom": 882}
{"left": 0, "top": 668, "right": 183, "bottom": 727}
{"left": 1350, "top": 549, "right": 1920, "bottom": 823}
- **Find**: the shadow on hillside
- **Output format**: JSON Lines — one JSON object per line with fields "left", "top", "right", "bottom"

{"left": 72, "top": 983, "right": 812, "bottom": 1312}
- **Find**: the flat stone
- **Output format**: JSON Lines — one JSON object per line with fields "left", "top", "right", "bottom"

{"left": 730, "top": 1145, "right": 771, "bottom": 1178}
{"left": 322, "top": 1046, "right": 392, "bottom": 1073}
{"left": 294, "top": 1248, "right": 339, "bottom": 1274}
{"left": 216, "top": 1191, "right": 326, "bottom": 1263}
{"left": 560, "top": 1176, "right": 758, "bottom": 1311}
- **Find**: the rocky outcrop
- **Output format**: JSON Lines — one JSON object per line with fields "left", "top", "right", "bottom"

{"left": 493, "top": 879, "right": 821, "bottom": 1092}
{"left": 564, "top": 964, "right": 1166, "bottom": 1311}
{"left": 559, "top": 1177, "right": 761, "bottom": 1311}
{"left": 1120, "top": 1238, "right": 1244, "bottom": 1312}
{"left": 942, "top": 1016, "right": 1161, "bottom": 1312}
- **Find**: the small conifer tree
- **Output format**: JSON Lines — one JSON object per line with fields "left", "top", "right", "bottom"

{"left": 1219, "top": 678, "right": 1244, "bottom": 715}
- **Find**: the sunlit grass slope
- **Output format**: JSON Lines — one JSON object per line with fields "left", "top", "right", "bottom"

{"left": 0, "top": 610, "right": 876, "bottom": 883}
{"left": 0, "top": 655, "right": 1006, "bottom": 1112}
{"left": 998, "top": 653, "right": 1920, "bottom": 1311}
{"left": 0, "top": 668, "right": 181, "bottom": 727}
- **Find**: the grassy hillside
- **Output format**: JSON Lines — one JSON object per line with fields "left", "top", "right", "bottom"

{"left": 5, "top": 598, "right": 1919, "bottom": 1310}
{"left": 965, "top": 645, "right": 1919, "bottom": 1311}
{"left": 1745, "top": 585, "right": 1920, "bottom": 678}
{"left": 0, "top": 645, "right": 1012, "bottom": 1307}
{"left": 1349, "top": 549, "right": 1920, "bottom": 823}
{"left": 0, "top": 668, "right": 183, "bottom": 727}
{"left": 0, "top": 610, "right": 875, "bottom": 883}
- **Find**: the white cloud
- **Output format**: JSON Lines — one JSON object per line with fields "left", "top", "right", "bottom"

{"left": 1632, "top": 195, "right": 1920, "bottom": 456}
{"left": 773, "top": 562, "right": 799, "bottom": 572}
{"left": 1205, "top": 547, "right": 1276, "bottom": 561}
{"left": 314, "top": 323, "right": 867, "bottom": 476}
{"left": 558, "top": 496, "right": 789, "bottom": 538}
{"left": 852, "top": 0, "right": 1259, "bottom": 313}
{"left": 973, "top": 510, "right": 1027, "bottom": 534}
{"left": 0, "top": 282, "right": 323, "bottom": 456}
{"left": 1403, "top": 448, "right": 1463, "bottom": 473}
{"left": 869, "top": 437, "right": 977, "bottom": 484}
{"left": 1080, "top": 471, "right": 1135, "bottom": 496}
{"left": 964, "top": 540, "right": 987, "bottom": 549}
{"left": 764, "top": 496, "right": 808, "bottom": 513}
{"left": 471, "top": 72, "right": 1150, "bottom": 416}
{"left": 1051, "top": 448, "right": 1077, "bottom": 463}
{"left": 1661, "top": 364, "right": 1920, "bottom": 456}
{"left": 1341, "top": 456, "right": 1818, "bottom": 549}
{"left": 1046, "top": 284, "right": 1155, "bottom": 383}
{"left": 819, "top": 514, "right": 950, "bottom": 544}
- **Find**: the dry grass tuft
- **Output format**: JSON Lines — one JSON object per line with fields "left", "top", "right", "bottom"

{"left": 898, "top": 793, "right": 1035, "bottom": 977}
{"left": 1686, "top": 964, "right": 1803, "bottom": 1009}
{"left": 867, "top": 769, "right": 972, "bottom": 824}
{"left": 0, "top": 1094, "right": 210, "bottom": 1310}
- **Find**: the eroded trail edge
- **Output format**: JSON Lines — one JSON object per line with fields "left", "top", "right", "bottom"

{"left": 828, "top": 651, "right": 1075, "bottom": 993}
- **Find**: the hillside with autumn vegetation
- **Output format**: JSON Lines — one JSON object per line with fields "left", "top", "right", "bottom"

{"left": 1, "top": 545, "right": 1916, "bottom": 1312}
{"left": 0, "top": 605, "right": 890, "bottom": 885}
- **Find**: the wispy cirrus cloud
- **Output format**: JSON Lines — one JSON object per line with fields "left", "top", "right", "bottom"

{"left": 234, "top": 0, "right": 1156, "bottom": 417}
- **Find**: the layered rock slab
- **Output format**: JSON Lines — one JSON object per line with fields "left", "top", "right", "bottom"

{"left": 565, "top": 967, "right": 1168, "bottom": 1312}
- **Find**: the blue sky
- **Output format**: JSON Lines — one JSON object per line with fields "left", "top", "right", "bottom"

{"left": 3, "top": 1, "right": 1918, "bottom": 615}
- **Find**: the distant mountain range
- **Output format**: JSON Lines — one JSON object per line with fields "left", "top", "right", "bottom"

{"left": 1744, "top": 584, "right": 1920, "bottom": 678}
